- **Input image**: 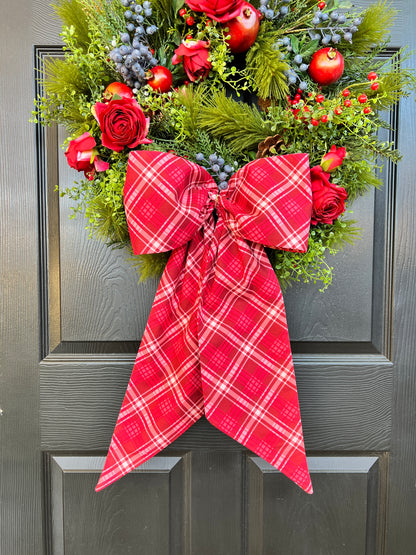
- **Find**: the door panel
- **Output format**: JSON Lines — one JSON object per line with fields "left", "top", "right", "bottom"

{"left": 2, "top": 0, "right": 416, "bottom": 553}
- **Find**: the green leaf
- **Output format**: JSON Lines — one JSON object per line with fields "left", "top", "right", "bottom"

{"left": 290, "top": 35, "right": 300, "bottom": 54}
{"left": 299, "top": 39, "right": 320, "bottom": 60}
{"left": 173, "top": 0, "right": 185, "bottom": 11}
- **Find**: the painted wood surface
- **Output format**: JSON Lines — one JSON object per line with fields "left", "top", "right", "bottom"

{"left": 1, "top": 0, "right": 416, "bottom": 553}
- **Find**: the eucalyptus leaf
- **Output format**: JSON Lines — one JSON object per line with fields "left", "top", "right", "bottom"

{"left": 299, "top": 39, "right": 320, "bottom": 60}
{"left": 173, "top": 0, "right": 185, "bottom": 13}
{"left": 290, "top": 35, "right": 300, "bottom": 54}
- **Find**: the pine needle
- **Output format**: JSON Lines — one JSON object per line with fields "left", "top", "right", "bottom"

{"left": 198, "top": 90, "right": 274, "bottom": 152}
{"left": 246, "top": 30, "right": 290, "bottom": 100}
{"left": 52, "top": 0, "right": 91, "bottom": 48}
{"left": 348, "top": 1, "right": 397, "bottom": 56}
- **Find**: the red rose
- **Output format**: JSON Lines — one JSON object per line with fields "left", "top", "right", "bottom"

{"left": 93, "top": 98, "right": 151, "bottom": 152}
{"left": 172, "top": 40, "right": 212, "bottom": 82}
{"left": 310, "top": 165, "right": 348, "bottom": 225}
{"left": 320, "top": 144, "right": 347, "bottom": 172}
{"left": 185, "top": 0, "right": 244, "bottom": 22}
{"left": 65, "top": 132, "right": 109, "bottom": 180}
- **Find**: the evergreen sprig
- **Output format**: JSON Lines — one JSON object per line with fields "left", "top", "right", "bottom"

{"left": 245, "top": 29, "right": 290, "bottom": 100}
{"left": 198, "top": 90, "right": 273, "bottom": 152}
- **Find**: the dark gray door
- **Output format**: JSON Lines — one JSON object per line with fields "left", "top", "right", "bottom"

{"left": 2, "top": 0, "right": 416, "bottom": 553}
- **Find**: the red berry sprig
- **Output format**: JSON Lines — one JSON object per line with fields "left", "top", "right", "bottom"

{"left": 318, "top": 1, "right": 326, "bottom": 9}
{"left": 186, "top": 15, "right": 194, "bottom": 25}
{"left": 179, "top": 8, "right": 186, "bottom": 16}
{"left": 358, "top": 94, "right": 368, "bottom": 104}
{"left": 367, "top": 71, "right": 378, "bottom": 81}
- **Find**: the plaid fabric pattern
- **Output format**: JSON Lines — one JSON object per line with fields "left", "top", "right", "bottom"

{"left": 96, "top": 150, "right": 313, "bottom": 494}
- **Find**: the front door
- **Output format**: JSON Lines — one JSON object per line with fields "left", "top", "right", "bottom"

{"left": 2, "top": 0, "right": 416, "bottom": 553}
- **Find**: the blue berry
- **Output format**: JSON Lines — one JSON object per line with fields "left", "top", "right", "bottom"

{"left": 280, "top": 6, "right": 288, "bottom": 15}
{"left": 120, "top": 32, "right": 130, "bottom": 43}
{"left": 332, "top": 33, "right": 341, "bottom": 43}
{"left": 135, "top": 4, "right": 143, "bottom": 12}
{"left": 218, "top": 181, "right": 228, "bottom": 190}
{"left": 337, "top": 14, "right": 346, "bottom": 24}
{"left": 219, "top": 172, "right": 228, "bottom": 181}
{"left": 330, "top": 12, "right": 339, "bottom": 21}
{"left": 124, "top": 10, "right": 133, "bottom": 18}
{"left": 196, "top": 153, "right": 204, "bottom": 161}
{"left": 146, "top": 25, "right": 157, "bottom": 34}
{"left": 321, "top": 13, "right": 329, "bottom": 21}
{"left": 282, "top": 37, "right": 290, "bottom": 46}
{"left": 343, "top": 32, "right": 352, "bottom": 42}
{"left": 294, "top": 54, "right": 303, "bottom": 64}
{"left": 126, "top": 23, "right": 135, "bottom": 31}
{"left": 211, "top": 164, "right": 220, "bottom": 173}
{"left": 288, "top": 74, "right": 297, "bottom": 84}
{"left": 143, "top": 0, "right": 151, "bottom": 7}
{"left": 353, "top": 18, "right": 362, "bottom": 26}
{"left": 121, "top": 0, "right": 131, "bottom": 6}
{"left": 119, "top": 44, "right": 130, "bottom": 55}
{"left": 321, "top": 35, "right": 331, "bottom": 45}
{"left": 217, "top": 157, "right": 224, "bottom": 166}
{"left": 209, "top": 153, "right": 218, "bottom": 163}
{"left": 144, "top": 8, "right": 152, "bottom": 16}
{"left": 223, "top": 165, "right": 233, "bottom": 173}
{"left": 299, "top": 63, "right": 309, "bottom": 72}
{"left": 265, "top": 9, "right": 274, "bottom": 18}
{"left": 312, "top": 17, "right": 320, "bottom": 26}
{"left": 299, "top": 81, "right": 308, "bottom": 91}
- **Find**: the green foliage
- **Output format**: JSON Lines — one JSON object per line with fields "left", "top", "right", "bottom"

{"left": 245, "top": 28, "right": 290, "bottom": 100}
{"left": 347, "top": 1, "right": 397, "bottom": 56}
{"left": 270, "top": 219, "right": 360, "bottom": 291}
{"left": 128, "top": 251, "right": 171, "bottom": 282}
{"left": 33, "top": 0, "right": 413, "bottom": 290}
{"left": 198, "top": 90, "right": 273, "bottom": 153}
{"left": 52, "top": 0, "right": 91, "bottom": 48}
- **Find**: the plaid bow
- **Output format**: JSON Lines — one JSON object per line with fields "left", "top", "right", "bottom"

{"left": 96, "top": 151, "right": 313, "bottom": 494}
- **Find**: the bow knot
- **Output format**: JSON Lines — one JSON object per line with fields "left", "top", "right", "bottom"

{"left": 97, "top": 150, "right": 314, "bottom": 495}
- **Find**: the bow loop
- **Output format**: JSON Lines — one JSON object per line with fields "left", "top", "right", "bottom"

{"left": 218, "top": 154, "right": 312, "bottom": 251}
{"left": 124, "top": 151, "right": 217, "bottom": 254}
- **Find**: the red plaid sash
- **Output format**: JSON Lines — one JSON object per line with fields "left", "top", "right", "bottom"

{"left": 96, "top": 151, "right": 313, "bottom": 494}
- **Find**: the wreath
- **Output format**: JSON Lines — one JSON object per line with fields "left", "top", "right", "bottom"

{"left": 33, "top": 0, "right": 415, "bottom": 290}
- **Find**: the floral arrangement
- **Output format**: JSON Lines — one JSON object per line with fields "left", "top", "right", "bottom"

{"left": 33, "top": 0, "right": 415, "bottom": 289}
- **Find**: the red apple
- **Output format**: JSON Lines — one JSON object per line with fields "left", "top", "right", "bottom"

{"left": 147, "top": 66, "right": 173, "bottom": 93}
{"left": 308, "top": 48, "right": 344, "bottom": 86}
{"left": 222, "top": 2, "right": 259, "bottom": 54}
{"left": 103, "top": 82, "right": 134, "bottom": 101}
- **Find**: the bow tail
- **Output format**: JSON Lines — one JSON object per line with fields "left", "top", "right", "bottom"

{"left": 198, "top": 233, "right": 312, "bottom": 494}
{"left": 96, "top": 244, "right": 205, "bottom": 491}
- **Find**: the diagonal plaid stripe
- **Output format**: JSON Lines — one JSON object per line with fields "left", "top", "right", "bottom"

{"left": 96, "top": 151, "right": 313, "bottom": 495}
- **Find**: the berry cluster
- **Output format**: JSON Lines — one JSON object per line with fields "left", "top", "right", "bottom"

{"left": 310, "top": 8, "right": 362, "bottom": 45}
{"left": 277, "top": 37, "right": 309, "bottom": 91}
{"left": 195, "top": 153, "right": 236, "bottom": 190}
{"left": 258, "top": 0, "right": 290, "bottom": 20}
{"left": 109, "top": 0, "right": 158, "bottom": 89}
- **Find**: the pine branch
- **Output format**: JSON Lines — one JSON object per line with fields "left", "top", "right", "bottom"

{"left": 52, "top": 0, "right": 91, "bottom": 48}
{"left": 198, "top": 90, "right": 274, "bottom": 152}
{"left": 347, "top": 1, "right": 397, "bottom": 56}
{"left": 245, "top": 29, "right": 290, "bottom": 101}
